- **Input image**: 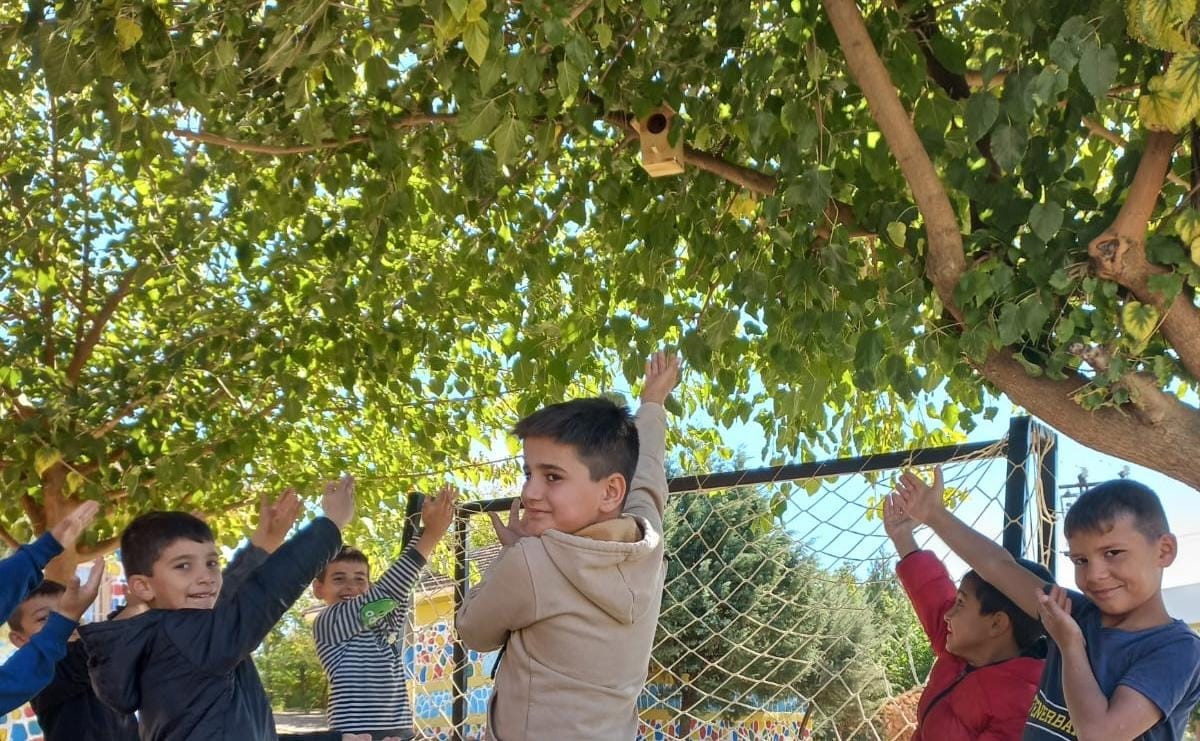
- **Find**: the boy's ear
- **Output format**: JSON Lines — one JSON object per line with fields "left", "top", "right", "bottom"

{"left": 127, "top": 574, "right": 156, "bottom": 605}
{"left": 9, "top": 629, "right": 29, "bottom": 648}
{"left": 988, "top": 610, "right": 1012, "bottom": 638}
{"left": 598, "top": 473, "right": 627, "bottom": 514}
{"left": 312, "top": 578, "right": 326, "bottom": 600}
{"left": 1156, "top": 533, "right": 1178, "bottom": 567}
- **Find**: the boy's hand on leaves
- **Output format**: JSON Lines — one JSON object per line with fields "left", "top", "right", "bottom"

{"left": 489, "top": 499, "right": 532, "bottom": 547}
{"left": 250, "top": 487, "right": 302, "bottom": 553}
{"left": 55, "top": 558, "right": 105, "bottom": 622}
{"left": 641, "top": 351, "right": 680, "bottom": 405}
{"left": 894, "top": 466, "right": 946, "bottom": 525}
{"left": 422, "top": 486, "right": 457, "bottom": 538}
{"left": 49, "top": 500, "right": 101, "bottom": 549}
{"left": 321, "top": 475, "right": 356, "bottom": 531}
{"left": 1038, "top": 585, "right": 1083, "bottom": 649}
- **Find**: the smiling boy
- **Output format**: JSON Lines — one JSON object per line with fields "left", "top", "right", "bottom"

{"left": 896, "top": 469, "right": 1200, "bottom": 741}
{"left": 455, "top": 351, "right": 678, "bottom": 740}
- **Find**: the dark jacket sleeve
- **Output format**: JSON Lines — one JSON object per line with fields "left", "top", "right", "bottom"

{"left": 896, "top": 549, "right": 957, "bottom": 658}
{"left": 163, "top": 517, "right": 342, "bottom": 674}
{"left": 218, "top": 544, "right": 270, "bottom": 604}
{"left": 0, "top": 611, "right": 74, "bottom": 713}
{"left": 30, "top": 639, "right": 91, "bottom": 714}
{"left": 0, "top": 533, "right": 63, "bottom": 621}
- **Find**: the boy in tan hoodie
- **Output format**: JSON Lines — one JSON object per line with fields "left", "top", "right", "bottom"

{"left": 456, "top": 351, "right": 678, "bottom": 740}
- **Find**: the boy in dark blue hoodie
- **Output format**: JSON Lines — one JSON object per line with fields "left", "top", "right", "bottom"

{"left": 14, "top": 490, "right": 304, "bottom": 741}
{"left": 0, "top": 500, "right": 104, "bottom": 713}
{"left": 80, "top": 479, "right": 360, "bottom": 741}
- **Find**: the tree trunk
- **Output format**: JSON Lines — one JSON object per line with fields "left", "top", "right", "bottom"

{"left": 823, "top": 0, "right": 1200, "bottom": 491}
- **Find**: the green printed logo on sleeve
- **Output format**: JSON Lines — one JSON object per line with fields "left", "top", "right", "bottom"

{"left": 360, "top": 597, "right": 399, "bottom": 629}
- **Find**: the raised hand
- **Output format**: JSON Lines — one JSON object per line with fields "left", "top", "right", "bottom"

{"left": 414, "top": 486, "right": 457, "bottom": 558}
{"left": 641, "top": 351, "right": 680, "bottom": 405}
{"left": 321, "top": 475, "right": 356, "bottom": 531}
{"left": 1038, "top": 584, "right": 1083, "bottom": 648}
{"left": 49, "top": 500, "right": 101, "bottom": 549}
{"left": 422, "top": 486, "right": 457, "bottom": 538}
{"left": 55, "top": 557, "right": 105, "bottom": 622}
{"left": 893, "top": 465, "right": 946, "bottom": 525}
{"left": 489, "top": 499, "right": 532, "bottom": 547}
{"left": 250, "top": 487, "right": 303, "bottom": 553}
{"left": 883, "top": 494, "right": 919, "bottom": 557}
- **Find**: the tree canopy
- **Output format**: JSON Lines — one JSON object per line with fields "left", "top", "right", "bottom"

{"left": 3, "top": 0, "right": 1200, "bottom": 570}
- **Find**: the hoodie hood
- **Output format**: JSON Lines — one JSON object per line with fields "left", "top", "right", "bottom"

{"left": 78, "top": 609, "right": 165, "bottom": 714}
{"left": 539, "top": 512, "right": 663, "bottom": 624}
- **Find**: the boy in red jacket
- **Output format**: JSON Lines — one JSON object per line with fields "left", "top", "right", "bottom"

{"left": 884, "top": 493, "right": 1050, "bottom": 739}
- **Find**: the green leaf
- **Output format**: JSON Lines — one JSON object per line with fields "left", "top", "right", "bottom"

{"left": 964, "top": 93, "right": 999, "bottom": 142}
{"left": 114, "top": 17, "right": 143, "bottom": 52}
{"left": 35, "top": 447, "right": 62, "bottom": 477}
{"left": 1029, "top": 201, "right": 1064, "bottom": 242}
{"left": 1177, "top": 209, "right": 1200, "bottom": 245}
{"left": 491, "top": 115, "right": 527, "bottom": 166}
{"left": 463, "top": 19, "right": 489, "bottom": 66}
{"left": 991, "top": 123, "right": 1027, "bottom": 172}
{"left": 458, "top": 98, "right": 502, "bottom": 141}
{"left": 596, "top": 22, "right": 613, "bottom": 48}
{"left": 557, "top": 60, "right": 580, "bottom": 105}
{"left": 446, "top": 0, "right": 469, "bottom": 20}
{"left": 365, "top": 56, "right": 390, "bottom": 90}
{"left": 1122, "top": 300, "right": 1159, "bottom": 343}
{"left": 886, "top": 221, "right": 907, "bottom": 247}
{"left": 1079, "top": 42, "right": 1118, "bottom": 102}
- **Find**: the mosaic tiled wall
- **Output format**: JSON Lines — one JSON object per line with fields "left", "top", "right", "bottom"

{"left": 0, "top": 706, "right": 42, "bottom": 741}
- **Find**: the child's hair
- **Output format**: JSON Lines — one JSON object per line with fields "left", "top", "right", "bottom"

{"left": 513, "top": 397, "right": 639, "bottom": 487}
{"left": 5, "top": 580, "right": 66, "bottom": 632}
{"left": 1064, "top": 479, "right": 1168, "bottom": 541}
{"left": 120, "top": 511, "right": 215, "bottom": 577}
{"left": 960, "top": 558, "right": 1053, "bottom": 652}
{"left": 316, "top": 545, "right": 370, "bottom": 581}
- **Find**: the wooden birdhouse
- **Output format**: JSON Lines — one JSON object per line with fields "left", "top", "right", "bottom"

{"left": 632, "top": 104, "right": 685, "bottom": 177}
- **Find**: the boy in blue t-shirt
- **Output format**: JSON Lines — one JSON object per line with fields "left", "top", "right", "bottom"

{"left": 896, "top": 469, "right": 1200, "bottom": 741}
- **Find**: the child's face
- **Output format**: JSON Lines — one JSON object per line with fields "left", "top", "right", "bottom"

{"left": 519, "top": 436, "right": 626, "bottom": 537}
{"left": 129, "top": 538, "right": 223, "bottom": 610}
{"left": 1066, "top": 513, "right": 1176, "bottom": 621}
{"left": 943, "top": 585, "right": 1001, "bottom": 659}
{"left": 314, "top": 561, "right": 371, "bottom": 606}
{"left": 8, "top": 593, "right": 61, "bottom": 647}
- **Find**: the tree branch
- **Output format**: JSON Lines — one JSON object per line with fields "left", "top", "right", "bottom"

{"left": 76, "top": 535, "right": 120, "bottom": 558}
{"left": 823, "top": 0, "right": 966, "bottom": 320}
{"left": 171, "top": 113, "right": 460, "bottom": 155}
{"left": 0, "top": 523, "right": 20, "bottom": 550}
{"left": 21, "top": 494, "right": 46, "bottom": 533}
{"left": 1087, "top": 131, "right": 1200, "bottom": 380}
{"left": 66, "top": 263, "right": 144, "bottom": 384}
{"left": 1082, "top": 118, "right": 1187, "bottom": 187}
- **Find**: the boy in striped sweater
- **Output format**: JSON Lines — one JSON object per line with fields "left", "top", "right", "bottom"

{"left": 312, "top": 487, "right": 456, "bottom": 740}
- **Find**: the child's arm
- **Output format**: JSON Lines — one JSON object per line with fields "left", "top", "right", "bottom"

{"left": 895, "top": 466, "right": 1047, "bottom": 618}
{"left": 315, "top": 487, "right": 455, "bottom": 647}
{"left": 0, "top": 501, "right": 98, "bottom": 620}
{"left": 219, "top": 488, "right": 303, "bottom": 604}
{"left": 455, "top": 542, "right": 537, "bottom": 651}
{"left": 886, "top": 495, "right": 955, "bottom": 655}
{"left": 166, "top": 477, "right": 352, "bottom": 673}
{"left": 0, "top": 558, "right": 104, "bottom": 713}
{"left": 621, "top": 352, "right": 677, "bottom": 529}
{"left": 1039, "top": 586, "right": 1174, "bottom": 740}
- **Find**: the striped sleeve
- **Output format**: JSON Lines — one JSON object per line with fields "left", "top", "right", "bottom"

{"left": 314, "top": 544, "right": 426, "bottom": 651}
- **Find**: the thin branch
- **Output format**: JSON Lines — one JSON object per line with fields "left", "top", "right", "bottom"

{"left": 171, "top": 113, "right": 459, "bottom": 156}
{"left": 66, "top": 263, "right": 144, "bottom": 384}
{"left": 1082, "top": 117, "right": 1187, "bottom": 187}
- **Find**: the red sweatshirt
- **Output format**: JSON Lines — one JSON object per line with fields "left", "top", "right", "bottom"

{"left": 896, "top": 550, "right": 1044, "bottom": 741}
